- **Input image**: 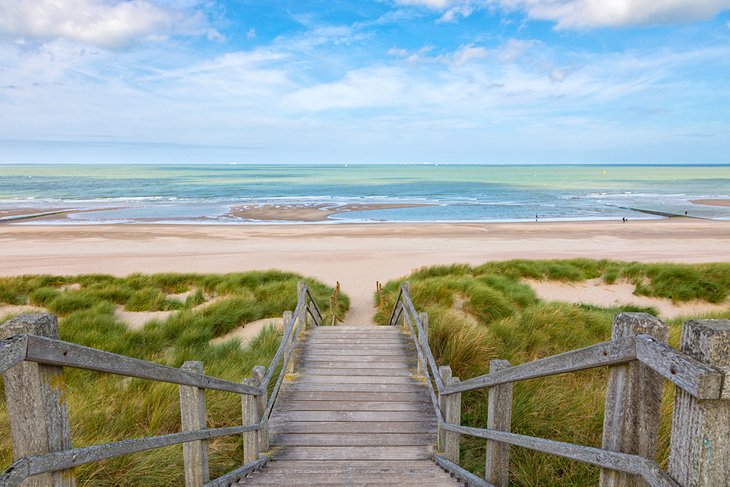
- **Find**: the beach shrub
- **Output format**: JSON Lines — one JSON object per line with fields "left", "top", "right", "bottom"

{"left": 0, "top": 272, "right": 345, "bottom": 486}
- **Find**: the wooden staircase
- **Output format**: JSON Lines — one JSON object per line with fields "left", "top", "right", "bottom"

{"left": 237, "top": 325, "right": 461, "bottom": 486}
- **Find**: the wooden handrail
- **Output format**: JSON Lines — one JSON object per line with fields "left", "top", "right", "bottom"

{"left": 0, "top": 282, "right": 326, "bottom": 487}
{"left": 386, "top": 283, "right": 730, "bottom": 487}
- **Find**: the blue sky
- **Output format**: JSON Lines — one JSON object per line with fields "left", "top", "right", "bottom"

{"left": 1, "top": 0, "right": 729, "bottom": 164}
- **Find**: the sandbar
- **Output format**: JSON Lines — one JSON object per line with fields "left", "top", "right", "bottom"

{"left": 691, "top": 199, "right": 730, "bottom": 207}
{"left": 228, "top": 202, "right": 433, "bottom": 222}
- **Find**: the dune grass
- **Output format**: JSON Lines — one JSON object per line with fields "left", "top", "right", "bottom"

{"left": 0, "top": 271, "right": 348, "bottom": 486}
{"left": 374, "top": 259, "right": 730, "bottom": 487}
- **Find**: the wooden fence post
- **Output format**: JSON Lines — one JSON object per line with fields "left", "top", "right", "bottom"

{"left": 486, "top": 359, "right": 512, "bottom": 487}
{"left": 600, "top": 312, "right": 668, "bottom": 487}
{"left": 242, "top": 378, "right": 259, "bottom": 464}
{"left": 179, "top": 361, "right": 209, "bottom": 487}
{"left": 417, "top": 312, "right": 429, "bottom": 376}
{"left": 438, "top": 366, "right": 451, "bottom": 452}
{"left": 444, "top": 376, "right": 462, "bottom": 464}
{"left": 297, "top": 281, "right": 308, "bottom": 329}
{"left": 0, "top": 313, "right": 75, "bottom": 487}
{"left": 252, "top": 365, "right": 268, "bottom": 452}
{"left": 668, "top": 319, "right": 730, "bottom": 486}
{"left": 402, "top": 282, "right": 411, "bottom": 330}
{"left": 283, "top": 310, "right": 296, "bottom": 375}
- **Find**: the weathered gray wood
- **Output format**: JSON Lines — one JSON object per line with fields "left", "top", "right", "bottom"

{"left": 284, "top": 311, "right": 296, "bottom": 375}
{"left": 260, "top": 299, "right": 302, "bottom": 388}
{"left": 300, "top": 361, "right": 408, "bottom": 369}
{"left": 301, "top": 367, "right": 410, "bottom": 376}
{"left": 438, "top": 366, "right": 452, "bottom": 452}
{"left": 5, "top": 424, "right": 260, "bottom": 483}
{"left": 669, "top": 319, "right": 730, "bottom": 487}
{"left": 297, "top": 282, "right": 308, "bottom": 329}
{"left": 287, "top": 382, "right": 424, "bottom": 393}
{"left": 402, "top": 298, "right": 444, "bottom": 393}
{"left": 0, "top": 334, "right": 28, "bottom": 374}
{"left": 635, "top": 334, "right": 724, "bottom": 400}
{"left": 276, "top": 400, "right": 429, "bottom": 412}
{"left": 441, "top": 423, "right": 678, "bottom": 487}
{"left": 270, "top": 410, "right": 431, "bottom": 422}
{"left": 301, "top": 353, "right": 408, "bottom": 362}
{"left": 285, "top": 391, "right": 428, "bottom": 402}
{"left": 485, "top": 359, "right": 512, "bottom": 487}
{"left": 22, "top": 334, "right": 261, "bottom": 396}
{"left": 444, "top": 376, "right": 462, "bottom": 464}
{"left": 180, "top": 361, "right": 209, "bottom": 487}
{"left": 418, "top": 312, "right": 429, "bottom": 377}
{"left": 443, "top": 336, "right": 637, "bottom": 395}
{"left": 204, "top": 456, "right": 269, "bottom": 487}
{"left": 252, "top": 366, "right": 268, "bottom": 452}
{"left": 0, "top": 313, "right": 74, "bottom": 487}
{"left": 297, "top": 375, "right": 416, "bottom": 384}
{"left": 433, "top": 455, "right": 495, "bottom": 487}
{"left": 272, "top": 433, "right": 435, "bottom": 446}
{"left": 268, "top": 421, "right": 436, "bottom": 434}
{"left": 242, "top": 378, "right": 259, "bottom": 464}
{"left": 274, "top": 446, "right": 432, "bottom": 461}
{"left": 601, "top": 313, "right": 668, "bottom": 487}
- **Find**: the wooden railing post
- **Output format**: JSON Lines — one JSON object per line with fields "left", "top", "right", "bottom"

{"left": 444, "top": 376, "right": 462, "bottom": 464}
{"left": 600, "top": 312, "right": 668, "bottom": 487}
{"left": 0, "top": 313, "right": 75, "bottom": 487}
{"left": 252, "top": 365, "right": 268, "bottom": 452}
{"left": 297, "top": 282, "right": 308, "bottom": 329}
{"left": 179, "top": 361, "right": 209, "bottom": 487}
{"left": 283, "top": 310, "right": 295, "bottom": 375}
{"left": 486, "top": 359, "right": 512, "bottom": 487}
{"left": 402, "top": 282, "right": 411, "bottom": 330}
{"left": 438, "top": 365, "right": 452, "bottom": 452}
{"left": 417, "top": 312, "right": 429, "bottom": 376}
{"left": 242, "top": 378, "right": 259, "bottom": 464}
{"left": 668, "top": 319, "right": 730, "bottom": 486}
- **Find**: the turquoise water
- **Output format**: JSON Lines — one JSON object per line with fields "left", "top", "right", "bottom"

{"left": 0, "top": 164, "right": 728, "bottom": 223}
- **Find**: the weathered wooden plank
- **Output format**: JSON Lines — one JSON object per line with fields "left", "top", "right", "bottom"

{"left": 301, "top": 354, "right": 409, "bottom": 363}
{"left": 485, "top": 360, "right": 512, "bottom": 487}
{"left": 433, "top": 454, "right": 495, "bottom": 487}
{"left": 272, "top": 433, "right": 435, "bottom": 446}
{"left": 669, "top": 320, "right": 730, "bottom": 487}
{"left": 23, "top": 335, "right": 262, "bottom": 396}
{"left": 296, "top": 375, "right": 417, "bottom": 384}
{"left": 269, "top": 410, "right": 432, "bottom": 422}
{"left": 273, "top": 446, "right": 433, "bottom": 461}
{"left": 268, "top": 422, "right": 436, "bottom": 434}
{"left": 0, "top": 334, "right": 27, "bottom": 374}
{"left": 204, "top": 456, "right": 269, "bottom": 487}
{"left": 300, "top": 368, "right": 411, "bottom": 377}
{"left": 0, "top": 314, "right": 74, "bottom": 487}
{"left": 287, "top": 383, "right": 424, "bottom": 393}
{"left": 242, "top": 378, "right": 259, "bottom": 464}
{"left": 635, "top": 334, "right": 725, "bottom": 400}
{"left": 284, "top": 391, "right": 429, "bottom": 402}
{"left": 275, "top": 400, "right": 429, "bottom": 412}
{"left": 303, "top": 348, "right": 406, "bottom": 356}
{"left": 441, "top": 423, "right": 679, "bottom": 487}
{"left": 245, "top": 459, "right": 443, "bottom": 472}
{"left": 601, "top": 313, "right": 667, "bottom": 487}
{"left": 300, "top": 360, "right": 409, "bottom": 369}
{"left": 443, "top": 336, "right": 637, "bottom": 395}
{"left": 180, "top": 361, "right": 209, "bottom": 487}
{"left": 444, "top": 376, "right": 461, "bottom": 464}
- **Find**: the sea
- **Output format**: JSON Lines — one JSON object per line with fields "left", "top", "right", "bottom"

{"left": 0, "top": 164, "right": 728, "bottom": 224}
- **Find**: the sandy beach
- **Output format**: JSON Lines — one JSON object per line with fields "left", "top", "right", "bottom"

{"left": 691, "top": 199, "right": 730, "bottom": 207}
{"left": 228, "top": 202, "right": 433, "bottom": 222}
{"left": 1, "top": 219, "right": 729, "bottom": 324}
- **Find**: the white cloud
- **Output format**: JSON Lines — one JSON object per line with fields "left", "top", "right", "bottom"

{"left": 395, "top": 0, "right": 456, "bottom": 8}
{"left": 495, "top": 0, "right": 730, "bottom": 28}
{"left": 0, "top": 0, "right": 218, "bottom": 48}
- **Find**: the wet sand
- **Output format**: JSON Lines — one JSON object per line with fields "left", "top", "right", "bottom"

{"left": 228, "top": 202, "right": 434, "bottom": 222}
{"left": 691, "top": 199, "right": 730, "bottom": 207}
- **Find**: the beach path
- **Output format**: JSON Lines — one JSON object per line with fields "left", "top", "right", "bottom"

{"left": 237, "top": 324, "right": 460, "bottom": 486}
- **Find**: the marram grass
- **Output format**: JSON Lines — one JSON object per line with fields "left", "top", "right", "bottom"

{"left": 375, "top": 259, "right": 730, "bottom": 487}
{"left": 0, "top": 271, "right": 348, "bottom": 486}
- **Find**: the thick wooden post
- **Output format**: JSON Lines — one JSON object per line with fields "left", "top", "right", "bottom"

{"left": 486, "top": 359, "right": 512, "bottom": 487}
{"left": 600, "top": 312, "right": 668, "bottom": 487}
{"left": 179, "top": 361, "right": 209, "bottom": 487}
{"left": 417, "top": 312, "right": 429, "bottom": 376}
{"left": 242, "top": 378, "right": 259, "bottom": 464}
{"left": 438, "top": 366, "right": 452, "bottom": 452}
{"left": 252, "top": 365, "right": 268, "bottom": 452}
{"left": 297, "top": 281, "right": 308, "bottom": 329}
{"left": 444, "top": 376, "right": 462, "bottom": 464}
{"left": 402, "top": 282, "right": 411, "bottom": 331}
{"left": 669, "top": 319, "right": 730, "bottom": 487}
{"left": 0, "top": 313, "right": 75, "bottom": 487}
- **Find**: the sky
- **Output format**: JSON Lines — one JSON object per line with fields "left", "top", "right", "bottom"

{"left": 0, "top": 0, "right": 729, "bottom": 164}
